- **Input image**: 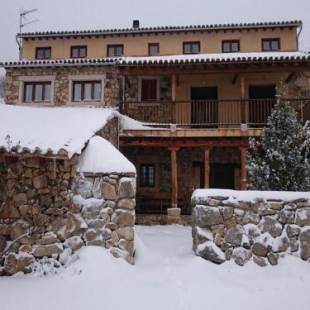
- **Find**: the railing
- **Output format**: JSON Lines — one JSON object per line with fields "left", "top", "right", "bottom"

{"left": 123, "top": 98, "right": 310, "bottom": 128}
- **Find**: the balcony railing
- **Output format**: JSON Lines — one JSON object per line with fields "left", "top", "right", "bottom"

{"left": 123, "top": 98, "right": 310, "bottom": 128}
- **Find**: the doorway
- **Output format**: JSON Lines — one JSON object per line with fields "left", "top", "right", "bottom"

{"left": 248, "top": 84, "right": 276, "bottom": 125}
{"left": 210, "top": 163, "right": 236, "bottom": 189}
{"left": 191, "top": 87, "right": 218, "bottom": 127}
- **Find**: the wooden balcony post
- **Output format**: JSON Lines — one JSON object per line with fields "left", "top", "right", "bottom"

{"left": 171, "top": 74, "right": 177, "bottom": 102}
{"left": 239, "top": 146, "right": 248, "bottom": 190}
{"left": 203, "top": 147, "right": 211, "bottom": 188}
{"left": 240, "top": 76, "right": 246, "bottom": 124}
{"left": 169, "top": 147, "right": 179, "bottom": 208}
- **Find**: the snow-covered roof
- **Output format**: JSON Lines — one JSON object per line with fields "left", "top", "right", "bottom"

{"left": 119, "top": 52, "right": 310, "bottom": 66}
{"left": 2, "top": 52, "right": 310, "bottom": 68}
{"left": 18, "top": 20, "right": 302, "bottom": 39}
{"left": 77, "top": 136, "right": 136, "bottom": 174}
{"left": 0, "top": 105, "right": 118, "bottom": 158}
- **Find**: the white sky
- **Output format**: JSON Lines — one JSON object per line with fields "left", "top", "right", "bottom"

{"left": 0, "top": 0, "right": 309, "bottom": 63}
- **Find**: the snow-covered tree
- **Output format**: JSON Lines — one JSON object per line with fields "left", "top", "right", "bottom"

{"left": 248, "top": 82, "right": 310, "bottom": 191}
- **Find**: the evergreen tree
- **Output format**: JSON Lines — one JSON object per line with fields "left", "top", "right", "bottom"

{"left": 248, "top": 87, "right": 310, "bottom": 191}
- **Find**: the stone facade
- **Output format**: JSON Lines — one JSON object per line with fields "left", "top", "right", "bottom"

{"left": 0, "top": 153, "right": 136, "bottom": 276}
{"left": 5, "top": 66, "right": 121, "bottom": 107}
{"left": 192, "top": 192, "right": 310, "bottom": 266}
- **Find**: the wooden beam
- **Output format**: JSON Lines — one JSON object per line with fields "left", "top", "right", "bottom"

{"left": 232, "top": 73, "right": 239, "bottom": 85}
{"left": 169, "top": 147, "right": 179, "bottom": 208}
{"left": 239, "top": 146, "right": 248, "bottom": 190}
{"left": 203, "top": 147, "right": 211, "bottom": 188}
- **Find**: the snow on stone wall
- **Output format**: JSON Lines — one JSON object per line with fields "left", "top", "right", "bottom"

{"left": 191, "top": 189, "right": 310, "bottom": 266}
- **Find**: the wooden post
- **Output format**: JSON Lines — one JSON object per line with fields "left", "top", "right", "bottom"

{"left": 240, "top": 76, "right": 246, "bottom": 124}
{"left": 240, "top": 146, "right": 248, "bottom": 190}
{"left": 203, "top": 148, "right": 210, "bottom": 188}
{"left": 169, "top": 147, "right": 179, "bottom": 208}
{"left": 171, "top": 74, "right": 177, "bottom": 102}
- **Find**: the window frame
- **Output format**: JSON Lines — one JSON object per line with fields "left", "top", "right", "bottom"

{"left": 107, "top": 44, "right": 124, "bottom": 57}
{"left": 222, "top": 40, "right": 240, "bottom": 53}
{"left": 72, "top": 80, "right": 102, "bottom": 102}
{"left": 148, "top": 43, "right": 160, "bottom": 56}
{"left": 183, "top": 41, "right": 200, "bottom": 54}
{"left": 139, "top": 164, "right": 156, "bottom": 188}
{"left": 23, "top": 81, "right": 52, "bottom": 103}
{"left": 35, "top": 47, "right": 52, "bottom": 60}
{"left": 70, "top": 45, "right": 87, "bottom": 58}
{"left": 262, "top": 38, "right": 281, "bottom": 52}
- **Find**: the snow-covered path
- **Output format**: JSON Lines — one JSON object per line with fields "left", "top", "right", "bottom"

{"left": 0, "top": 225, "right": 310, "bottom": 310}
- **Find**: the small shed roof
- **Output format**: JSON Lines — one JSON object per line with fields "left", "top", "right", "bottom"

{"left": 77, "top": 136, "right": 136, "bottom": 174}
{"left": 0, "top": 105, "right": 118, "bottom": 158}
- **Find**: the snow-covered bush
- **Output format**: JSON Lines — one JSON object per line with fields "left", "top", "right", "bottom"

{"left": 248, "top": 83, "right": 310, "bottom": 191}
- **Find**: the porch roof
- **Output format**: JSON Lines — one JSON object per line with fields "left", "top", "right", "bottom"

{"left": 119, "top": 52, "right": 310, "bottom": 66}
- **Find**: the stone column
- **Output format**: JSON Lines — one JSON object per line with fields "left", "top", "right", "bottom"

{"left": 240, "top": 146, "right": 248, "bottom": 190}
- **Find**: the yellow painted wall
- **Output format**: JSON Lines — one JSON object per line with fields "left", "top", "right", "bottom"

{"left": 21, "top": 28, "right": 298, "bottom": 60}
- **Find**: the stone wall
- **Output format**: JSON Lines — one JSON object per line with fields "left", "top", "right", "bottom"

{"left": 192, "top": 191, "right": 310, "bottom": 266}
{"left": 0, "top": 154, "right": 136, "bottom": 276}
{"left": 5, "top": 66, "right": 121, "bottom": 107}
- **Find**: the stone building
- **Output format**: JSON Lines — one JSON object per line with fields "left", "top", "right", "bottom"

{"left": 0, "top": 105, "right": 136, "bottom": 275}
{"left": 1, "top": 19, "right": 310, "bottom": 223}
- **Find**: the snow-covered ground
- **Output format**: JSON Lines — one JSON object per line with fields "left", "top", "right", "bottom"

{"left": 0, "top": 225, "right": 309, "bottom": 310}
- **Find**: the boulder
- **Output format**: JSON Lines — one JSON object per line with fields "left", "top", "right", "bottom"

{"left": 196, "top": 241, "right": 225, "bottom": 264}
{"left": 289, "top": 238, "right": 299, "bottom": 253}
{"left": 64, "top": 236, "right": 84, "bottom": 252}
{"left": 192, "top": 226, "right": 213, "bottom": 250}
{"left": 272, "top": 233, "right": 289, "bottom": 253}
{"left": 13, "top": 193, "right": 27, "bottom": 207}
{"left": 118, "top": 178, "right": 135, "bottom": 199}
{"left": 59, "top": 248, "right": 73, "bottom": 265}
{"left": 219, "top": 207, "right": 234, "bottom": 220}
{"left": 253, "top": 256, "right": 268, "bottom": 267}
{"left": 232, "top": 247, "right": 252, "bottom": 266}
{"left": 295, "top": 208, "right": 310, "bottom": 227}
{"left": 278, "top": 210, "right": 295, "bottom": 224}
{"left": 32, "top": 243, "right": 63, "bottom": 258}
{"left": 33, "top": 175, "right": 47, "bottom": 190}
{"left": 111, "top": 210, "right": 135, "bottom": 227}
{"left": 244, "top": 223, "right": 261, "bottom": 243}
{"left": 286, "top": 225, "right": 301, "bottom": 238}
{"left": 267, "top": 252, "right": 279, "bottom": 266}
{"left": 74, "top": 177, "right": 93, "bottom": 199}
{"left": 4, "top": 252, "right": 35, "bottom": 275}
{"left": 258, "top": 216, "right": 283, "bottom": 238}
{"left": 92, "top": 178, "right": 103, "bottom": 199}
{"left": 116, "top": 227, "right": 134, "bottom": 241}
{"left": 38, "top": 232, "right": 59, "bottom": 245}
{"left": 241, "top": 211, "right": 260, "bottom": 225}
{"left": 118, "top": 239, "right": 135, "bottom": 256}
{"left": 192, "top": 205, "right": 223, "bottom": 228}
{"left": 81, "top": 199, "right": 104, "bottom": 220}
{"left": 117, "top": 199, "right": 135, "bottom": 210}
{"left": 300, "top": 228, "right": 310, "bottom": 261}
{"left": 10, "top": 219, "right": 30, "bottom": 240}
{"left": 101, "top": 182, "right": 117, "bottom": 200}
{"left": 224, "top": 225, "right": 244, "bottom": 247}
{"left": 252, "top": 242, "right": 268, "bottom": 257}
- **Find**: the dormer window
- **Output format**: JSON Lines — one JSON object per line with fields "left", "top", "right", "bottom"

{"left": 222, "top": 40, "right": 240, "bottom": 53}
{"left": 71, "top": 46, "right": 87, "bottom": 58}
{"left": 107, "top": 45, "right": 124, "bottom": 57}
{"left": 183, "top": 42, "right": 200, "bottom": 54}
{"left": 35, "top": 47, "right": 51, "bottom": 59}
{"left": 262, "top": 38, "right": 280, "bottom": 51}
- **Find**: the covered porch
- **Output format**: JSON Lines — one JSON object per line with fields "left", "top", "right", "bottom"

{"left": 121, "top": 137, "right": 248, "bottom": 216}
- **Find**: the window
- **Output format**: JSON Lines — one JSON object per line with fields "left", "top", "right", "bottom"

{"left": 72, "top": 81, "right": 102, "bottom": 101}
{"left": 35, "top": 47, "right": 51, "bottom": 59}
{"left": 148, "top": 43, "right": 160, "bottom": 56}
{"left": 140, "top": 164, "right": 155, "bottom": 187}
{"left": 71, "top": 46, "right": 87, "bottom": 58}
{"left": 140, "top": 78, "right": 158, "bottom": 101}
{"left": 183, "top": 42, "right": 200, "bottom": 54}
{"left": 107, "top": 45, "right": 124, "bottom": 57}
{"left": 262, "top": 38, "right": 280, "bottom": 51}
{"left": 222, "top": 40, "right": 240, "bottom": 53}
{"left": 23, "top": 82, "right": 51, "bottom": 102}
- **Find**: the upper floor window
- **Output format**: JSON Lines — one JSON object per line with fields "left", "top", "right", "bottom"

{"left": 35, "top": 47, "right": 51, "bottom": 60}
{"left": 222, "top": 40, "right": 240, "bottom": 53}
{"left": 183, "top": 42, "right": 200, "bottom": 54}
{"left": 140, "top": 164, "right": 156, "bottom": 187}
{"left": 23, "top": 82, "right": 51, "bottom": 102}
{"left": 71, "top": 46, "right": 87, "bottom": 58}
{"left": 107, "top": 45, "right": 124, "bottom": 57}
{"left": 72, "top": 81, "right": 102, "bottom": 102}
{"left": 148, "top": 43, "right": 160, "bottom": 56}
{"left": 262, "top": 38, "right": 280, "bottom": 51}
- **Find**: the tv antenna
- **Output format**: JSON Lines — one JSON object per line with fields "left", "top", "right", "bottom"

{"left": 16, "top": 8, "right": 39, "bottom": 60}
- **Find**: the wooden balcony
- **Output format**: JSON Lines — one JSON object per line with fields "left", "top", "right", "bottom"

{"left": 123, "top": 98, "right": 310, "bottom": 129}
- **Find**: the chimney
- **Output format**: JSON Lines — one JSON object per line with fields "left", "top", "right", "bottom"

{"left": 133, "top": 20, "right": 140, "bottom": 29}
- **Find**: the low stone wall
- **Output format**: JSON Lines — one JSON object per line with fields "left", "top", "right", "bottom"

{"left": 192, "top": 190, "right": 310, "bottom": 266}
{"left": 0, "top": 155, "right": 136, "bottom": 276}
